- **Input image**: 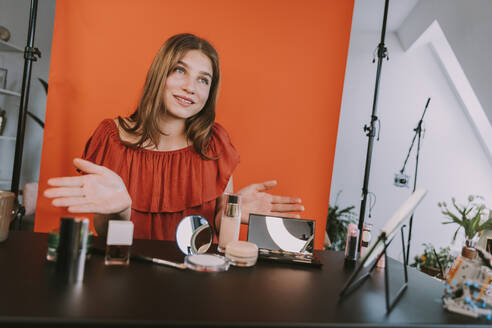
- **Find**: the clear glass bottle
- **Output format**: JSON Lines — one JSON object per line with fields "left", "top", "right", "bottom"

{"left": 218, "top": 194, "right": 241, "bottom": 253}
{"left": 105, "top": 220, "right": 134, "bottom": 265}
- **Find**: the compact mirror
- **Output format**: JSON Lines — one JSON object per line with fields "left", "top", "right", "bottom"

{"left": 175, "top": 215, "right": 213, "bottom": 255}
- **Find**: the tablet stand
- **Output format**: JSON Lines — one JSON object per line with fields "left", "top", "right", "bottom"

{"left": 339, "top": 225, "right": 408, "bottom": 313}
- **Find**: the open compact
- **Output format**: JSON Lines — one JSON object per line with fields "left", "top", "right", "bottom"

{"left": 176, "top": 215, "right": 230, "bottom": 272}
{"left": 184, "top": 254, "right": 229, "bottom": 272}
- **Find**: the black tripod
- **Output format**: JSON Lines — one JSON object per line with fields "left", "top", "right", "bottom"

{"left": 398, "top": 97, "right": 431, "bottom": 264}
{"left": 10, "top": 0, "right": 41, "bottom": 229}
{"left": 357, "top": 0, "right": 390, "bottom": 249}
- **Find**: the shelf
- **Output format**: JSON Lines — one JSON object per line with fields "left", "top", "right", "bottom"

{"left": 0, "top": 88, "right": 21, "bottom": 97}
{"left": 0, "top": 40, "right": 23, "bottom": 53}
{"left": 0, "top": 136, "right": 15, "bottom": 141}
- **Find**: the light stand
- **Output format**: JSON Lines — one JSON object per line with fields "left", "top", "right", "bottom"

{"left": 397, "top": 98, "right": 431, "bottom": 264}
{"left": 358, "top": 0, "right": 390, "bottom": 250}
{"left": 10, "top": 0, "right": 41, "bottom": 229}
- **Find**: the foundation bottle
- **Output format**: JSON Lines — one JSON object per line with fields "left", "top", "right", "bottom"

{"left": 218, "top": 194, "right": 241, "bottom": 252}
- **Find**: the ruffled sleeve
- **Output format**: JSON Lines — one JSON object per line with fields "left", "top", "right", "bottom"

{"left": 81, "top": 119, "right": 240, "bottom": 213}
{"left": 81, "top": 119, "right": 119, "bottom": 166}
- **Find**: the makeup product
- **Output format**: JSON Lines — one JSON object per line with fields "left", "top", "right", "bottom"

{"left": 359, "top": 223, "right": 372, "bottom": 258}
{"left": 258, "top": 248, "right": 322, "bottom": 267}
{"left": 132, "top": 253, "right": 187, "bottom": 270}
{"left": 47, "top": 228, "right": 93, "bottom": 262}
{"left": 344, "top": 223, "right": 359, "bottom": 263}
{"left": 218, "top": 194, "right": 241, "bottom": 252}
{"left": 105, "top": 220, "right": 134, "bottom": 266}
{"left": 75, "top": 219, "right": 89, "bottom": 282}
{"left": 247, "top": 214, "right": 315, "bottom": 253}
{"left": 184, "top": 254, "right": 230, "bottom": 272}
{"left": 225, "top": 241, "right": 258, "bottom": 267}
{"left": 56, "top": 217, "right": 88, "bottom": 283}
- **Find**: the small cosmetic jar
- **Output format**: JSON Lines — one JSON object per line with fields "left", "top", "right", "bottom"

{"left": 225, "top": 241, "right": 258, "bottom": 267}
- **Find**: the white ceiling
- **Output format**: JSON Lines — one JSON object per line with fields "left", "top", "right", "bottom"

{"left": 352, "top": 0, "right": 419, "bottom": 32}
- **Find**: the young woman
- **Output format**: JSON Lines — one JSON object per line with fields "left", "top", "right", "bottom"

{"left": 44, "top": 33, "right": 304, "bottom": 240}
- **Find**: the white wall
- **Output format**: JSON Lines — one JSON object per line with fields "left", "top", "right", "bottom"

{"left": 398, "top": 0, "right": 492, "bottom": 127}
{"left": 0, "top": 0, "right": 55, "bottom": 190}
{"left": 331, "top": 29, "right": 492, "bottom": 260}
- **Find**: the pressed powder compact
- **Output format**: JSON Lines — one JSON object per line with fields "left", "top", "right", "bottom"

{"left": 184, "top": 254, "right": 230, "bottom": 272}
{"left": 225, "top": 241, "right": 258, "bottom": 267}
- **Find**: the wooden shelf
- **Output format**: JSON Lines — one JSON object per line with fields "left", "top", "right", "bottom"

{"left": 0, "top": 40, "right": 23, "bottom": 53}
{"left": 0, "top": 88, "right": 21, "bottom": 97}
{"left": 0, "top": 136, "right": 15, "bottom": 141}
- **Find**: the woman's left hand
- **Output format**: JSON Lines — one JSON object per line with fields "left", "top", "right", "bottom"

{"left": 237, "top": 180, "right": 304, "bottom": 224}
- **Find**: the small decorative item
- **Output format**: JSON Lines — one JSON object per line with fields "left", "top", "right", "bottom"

{"left": 440, "top": 195, "right": 492, "bottom": 260}
{"left": 410, "top": 243, "right": 455, "bottom": 279}
{"left": 0, "top": 26, "right": 11, "bottom": 42}
{"left": 0, "top": 68, "right": 7, "bottom": 89}
{"left": 443, "top": 249, "right": 492, "bottom": 319}
{"left": 0, "top": 109, "right": 6, "bottom": 136}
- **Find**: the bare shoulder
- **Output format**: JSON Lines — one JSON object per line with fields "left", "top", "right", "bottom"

{"left": 113, "top": 118, "right": 139, "bottom": 143}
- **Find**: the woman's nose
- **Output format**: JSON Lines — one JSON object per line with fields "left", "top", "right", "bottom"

{"left": 182, "top": 77, "right": 195, "bottom": 94}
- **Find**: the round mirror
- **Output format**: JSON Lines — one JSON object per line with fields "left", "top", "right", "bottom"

{"left": 175, "top": 215, "right": 213, "bottom": 255}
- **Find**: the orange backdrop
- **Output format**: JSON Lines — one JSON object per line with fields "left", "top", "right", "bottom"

{"left": 36, "top": 0, "right": 354, "bottom": 249}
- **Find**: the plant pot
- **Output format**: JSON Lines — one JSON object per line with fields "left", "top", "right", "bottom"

{"left": 461, "top": 246, "right": 477, "bottom": 260}
{"left": 420, "top": 265, "right": 441, "bottom": 277}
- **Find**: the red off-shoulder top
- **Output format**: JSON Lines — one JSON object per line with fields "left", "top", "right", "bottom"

{"left": 81, "top": 119, "right": 240, "bottom": 240}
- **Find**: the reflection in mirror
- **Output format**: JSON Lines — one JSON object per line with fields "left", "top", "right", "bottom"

{"left": 175, "top": 215, "right": 212, "bottom": 255}
{"left": 247, "top": 214, "right": 315, "bottom": 253}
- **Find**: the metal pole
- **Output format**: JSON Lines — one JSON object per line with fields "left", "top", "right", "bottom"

{"left": 404, "top": 98, "right": 430, "bottom": 264}
{"left": 10, "top": 0, "right": 40, "bottom": 228}
{"left": 358, "top": 0, "right": 390, "bottom": 250}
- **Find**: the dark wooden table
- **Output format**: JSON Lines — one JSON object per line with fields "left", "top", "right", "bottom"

{"left": 0, "top": 231, "right": 485, "bottom": 327}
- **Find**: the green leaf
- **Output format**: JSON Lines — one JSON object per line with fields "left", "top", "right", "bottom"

{"left": 452, "top": 227, "right": 460, "bottom": 242}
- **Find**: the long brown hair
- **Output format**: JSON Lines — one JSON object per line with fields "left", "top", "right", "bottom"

{"left": 118, "top": 33, "right": 220, "bottom": 159}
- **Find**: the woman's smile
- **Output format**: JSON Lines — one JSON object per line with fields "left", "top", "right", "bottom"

{"left": 173, "top": 94, "right": 195, "bottom": 106}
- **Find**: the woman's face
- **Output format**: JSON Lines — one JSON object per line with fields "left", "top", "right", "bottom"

{"left": 163, "top": 50, "right": 213, "bottom": 120}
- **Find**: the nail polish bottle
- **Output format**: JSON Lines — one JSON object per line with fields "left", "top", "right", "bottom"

{"left": 105, "top": 220, "right": 134, "bottom": 266}
{"left": 218, "top": 194, "right": 241, "bottom": 253}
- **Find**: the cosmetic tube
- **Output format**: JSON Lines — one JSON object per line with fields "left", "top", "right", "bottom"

{"left": 56, "top": 217, "right": 89, "bottom": 283}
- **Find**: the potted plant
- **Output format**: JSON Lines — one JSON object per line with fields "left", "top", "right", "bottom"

{"left": 439, "top": 195, "right": 492, "bottom": 259}
{"left": 326, "top": 197, "right": 357, "bottom": 251}
{"left": 411, "top": 243, "right": 455, "bottom": 279}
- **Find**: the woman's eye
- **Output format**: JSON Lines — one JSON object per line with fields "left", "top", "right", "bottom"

{"left": 199, "top": 77, "right": 209, "bottom": 85}
{"left": 174, "top": 67, "right": 185, "bottom": 74}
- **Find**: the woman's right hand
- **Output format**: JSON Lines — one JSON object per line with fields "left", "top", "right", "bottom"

{"left": 43, "top": 158, "right": 132, "bottom": 219}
